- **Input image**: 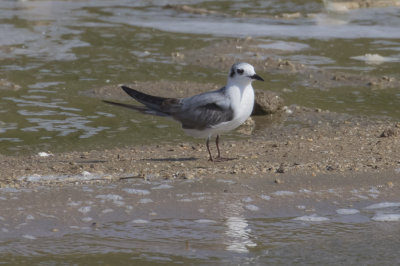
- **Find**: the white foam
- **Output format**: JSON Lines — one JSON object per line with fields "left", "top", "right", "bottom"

{"left": 260, "top": 194, "right": 271, "bottom": 200}
{"left": 365, "top": 202, "right": 400, "bottom": 210}
{"left": 131, "top": 219, "right": 149, "bottom": 224}
{"left": 245, "top": 204, "right": 259, "bottom": 212}
{"left": 38, "top": 213, "right": 57, "bottom": 219}
{"left": 22, "top": 235, "right": 36, "bottom": 240}
{"left": 139, "top": 198, "right": 153, "bottom": 204}
{"left": 122, "top": 188, "right": 150, "bottom": 195}
{"left": 67, "top": 201, "right": 81, "bottom": 207}
{"left": 192, "top": 192, "right": 209, "bottom": 196}
{"left": 296, "top": 205, "right": 306, "bottom": 210}
{"left": 372, "top": 214, "right": 400, "bottom": 222}
{"left": 336, "top": 208, "right": 360, "bottom": 215}
{"left": 294, "top": 214, "right": 329, "bottom": 222}
{"left": 101, "top": 209, "right": 113, "bottom": 214}
{"left": 272, "top": 190, "right": 295, "bottom": 196}
{"left": 113, "top": 200, "right": 125, "bottom": 207}
{"left": 151, "top": 184, "right": 173, "bottom": 190}
{"left": 26, "top": 215, "right": 35, "bottom": 220}
{"left": 216, "top": 179, "right": 236, "bottom": 184}
{"left": 95, "top": 194, "right": 123, "bottom": 201}
{"left": 241, "top": 197, "right": 253, "bottom": 203}
{"left": 69, "top": 226, "right": 81, "bottom": 229}
{"left": 81, "top": 171, "right": 92, "bottom": 177}
{"left": 195, "top": 219, "right": 217, "bottom": 224}
{"left": 21, "top": 172, "right": 103, "bottom": 182}
{"left": 351, "top": 54, "right": 399, "bottom": 64}
{"left": 299, "top": 189, "right": 312, "bottom": 193}
{"left": 82, "top": 217, "right": 93, "bottom": 222}
{"left": 258, "top": 41, "right": 309, "bottom": 51}
{"left": 369, "top": 193, "right": 379, "bottom": 199}
{"left": 179, "top": 198, "right": 193, "bottom": 202}
{"left": 78, "top": 206, "right": 91, "bottom": 214}
{"left": 368, "top": 187, "right": 380, "bottom": 194}
{"left": 193, "top": 196, "right": 208, "bottom": 201}
{"left": 38, "top": 152, "right": 52, "bottom": 157}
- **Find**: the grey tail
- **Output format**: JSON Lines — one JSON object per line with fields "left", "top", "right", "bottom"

{"left": 121, "top": 85, "right": 167, "bottom": 113}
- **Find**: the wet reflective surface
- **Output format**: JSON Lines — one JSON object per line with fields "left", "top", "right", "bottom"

{"left": 1, "top": 177, "right": 400, "bottom": 265}
{"left": 1, "top": 0, "right": 400, "bottom": 155}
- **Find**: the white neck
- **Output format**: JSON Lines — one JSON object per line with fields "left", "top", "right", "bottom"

{"left": 227, "top": 79, "right": 252, "bottom": 89}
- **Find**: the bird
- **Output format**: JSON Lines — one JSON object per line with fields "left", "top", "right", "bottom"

{"left": 105, "top": 62, "right": 264, "bottom": 161}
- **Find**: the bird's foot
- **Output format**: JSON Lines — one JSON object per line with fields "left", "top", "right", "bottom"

{"left": 213, "top": 156, "right": 236, "bottom": 162}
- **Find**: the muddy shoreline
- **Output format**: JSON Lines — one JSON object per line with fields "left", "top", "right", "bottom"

{"left": 1, "top": 105, "right": 399, "bottom": 191}
{"left": 1, "top": 39, "right": 400, "bottom": 192}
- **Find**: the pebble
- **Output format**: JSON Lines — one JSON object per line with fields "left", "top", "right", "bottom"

{"left": 276, "top": 164, "right": 285, "bottom": 174}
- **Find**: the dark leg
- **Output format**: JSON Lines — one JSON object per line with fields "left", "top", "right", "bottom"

{"left": 215, "top": 135, "right": 236, "bottom": 162}
{"left": 216, "top": 134, "right": 221, "bottom": 159}
{"left": 206, "top": 137, "right": 213, "bottom": 161}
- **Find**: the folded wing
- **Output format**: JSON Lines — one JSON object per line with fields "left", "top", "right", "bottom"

{"left": 170, "top": 88, "right": 234, "bottom": 130}
{"left": 120, "top": 85, "right": 234, "bottom": 130}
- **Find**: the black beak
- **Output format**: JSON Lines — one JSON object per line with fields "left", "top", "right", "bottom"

{"left": 250, "top": 74, "right": 264, "bottom": 81}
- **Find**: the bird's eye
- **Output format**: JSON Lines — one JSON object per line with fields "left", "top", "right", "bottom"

{"left": 237, "top": 69, "right": 244, "bottom": 75}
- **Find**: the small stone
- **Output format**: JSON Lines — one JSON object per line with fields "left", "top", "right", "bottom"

{"left": 236, "top": 117, "right": 255, "bottom": 135}
{"left": 326, "top": 165, "right": 335, "bottom": 171}
{"left": 171, "top": 52, "right": 184, "bottom": 60}
{"left": 185, "top": 173, "right": 195, "bottom": 179}
{"left": 380, "top": 128, "right": 396, "bottom": 138}
{"left": 276, "top": 164, "right": 285, "bottom": 174}
{"left": 252, "top": 90, "right": 284, "bottom": 115}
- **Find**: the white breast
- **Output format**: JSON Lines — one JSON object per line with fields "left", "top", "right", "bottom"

{"left": 234, "top": 85, "right": 255, "bottom": 124}
{"left": 210, "top": 84, "right": 254, "bottom": 134}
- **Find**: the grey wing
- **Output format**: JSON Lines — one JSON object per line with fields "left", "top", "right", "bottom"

{"left": 169, "top": 88, "right": 234, "bottom": 130}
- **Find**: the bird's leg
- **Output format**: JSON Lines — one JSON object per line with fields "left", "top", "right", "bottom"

{"left": 206, "top": 137, "right": 214, "bottom": 162}
{"left": 215, "top": 135, "right": 236, "bottom": 162}
{"left": 216, "top": 134, "right": 222, "bottom": 159}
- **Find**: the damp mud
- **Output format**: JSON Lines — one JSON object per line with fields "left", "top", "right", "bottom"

{"left": 1, "top": 104, "right": 400, "bottom": 188}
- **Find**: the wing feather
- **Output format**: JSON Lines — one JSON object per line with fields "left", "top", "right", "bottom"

{"left": 169, "top": 87, "right": 234, "bottom": 130}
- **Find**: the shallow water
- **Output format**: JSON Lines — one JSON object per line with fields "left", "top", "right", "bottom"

{"left": 1, "top": 0, "right": 400, "bottom": 155}
{"left": 1, "top": 177, "right": 400, "bottom": 265}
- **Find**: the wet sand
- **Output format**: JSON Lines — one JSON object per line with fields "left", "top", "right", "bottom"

{"left": 1, "top": 104, "right": 399, "bottom": 194}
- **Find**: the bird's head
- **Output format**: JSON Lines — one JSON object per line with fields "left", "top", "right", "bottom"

{"left": 227, "top": 62, "right": 264, "bottom": 86}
